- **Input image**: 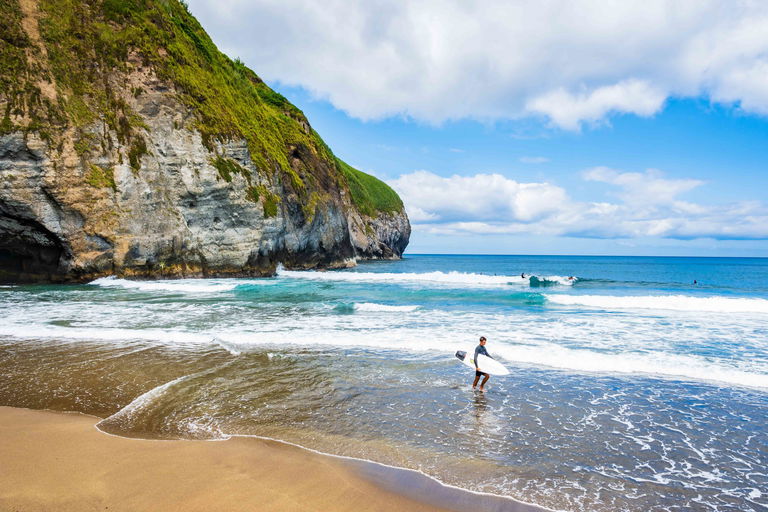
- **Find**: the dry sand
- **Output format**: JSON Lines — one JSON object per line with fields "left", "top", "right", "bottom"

{"left": 0, "top": 406, "right": 454, "bottom": 512}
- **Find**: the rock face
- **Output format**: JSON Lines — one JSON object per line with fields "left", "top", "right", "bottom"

{"left": 0, "top": 0, "right": 409, "bottom": 283}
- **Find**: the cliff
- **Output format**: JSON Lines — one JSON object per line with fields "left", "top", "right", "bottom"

{"left": 0, "top": 0, "right": 410, "bottom": 283}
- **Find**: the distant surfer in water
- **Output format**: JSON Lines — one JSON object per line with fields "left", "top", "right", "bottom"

{"left": 473, "top": 336, "right": 493, "bottom": 392}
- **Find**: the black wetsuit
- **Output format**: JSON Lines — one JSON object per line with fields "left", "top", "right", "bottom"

{"left": 474, "top": 344, "right": 493, "bottom": 376}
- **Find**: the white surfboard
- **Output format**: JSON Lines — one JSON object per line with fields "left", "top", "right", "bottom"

{"left": 455, "top": 350, "right": 510, "bottom": 376}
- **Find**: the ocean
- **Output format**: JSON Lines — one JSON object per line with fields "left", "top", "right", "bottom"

{"left": 1, "top": 254, "right": 766, "bottom": 511}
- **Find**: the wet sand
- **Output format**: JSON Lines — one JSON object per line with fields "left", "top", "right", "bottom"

{"left": 0, "top": 406, "right": 457, "bottom": 512}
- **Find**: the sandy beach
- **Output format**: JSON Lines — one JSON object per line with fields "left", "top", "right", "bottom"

{"left": 0, "top": 406, "right": 455, "bottom": 512}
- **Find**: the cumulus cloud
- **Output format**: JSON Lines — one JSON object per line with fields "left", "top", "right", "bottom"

{"left": 388, "top": 169, "right": 768, "bottom": 240}
{"left": 526, "top": 80, "right": 667, "bottom": 130}
{"left": 389, "top": 171, "right": 568, "bottom": 223}
{"left": 583, "top": 167, "right": 703, "bottom": 205}
{"left": 187, "top": 0, "right": 768, "bottom": 129}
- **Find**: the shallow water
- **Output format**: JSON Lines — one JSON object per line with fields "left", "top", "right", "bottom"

{"left": 1, "top": 255, "right": 767, "bottom": 511}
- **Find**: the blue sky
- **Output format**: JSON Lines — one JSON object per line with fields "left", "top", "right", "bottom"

{"left": 187, "top": 1, "right": 768, "bottom": 256}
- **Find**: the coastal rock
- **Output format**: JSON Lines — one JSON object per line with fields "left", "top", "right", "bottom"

{"left": 0, "top": 0, "right": 409, "bottom": 283}
{"left": 348, "top": 209, "right": 411, "bottom": 260}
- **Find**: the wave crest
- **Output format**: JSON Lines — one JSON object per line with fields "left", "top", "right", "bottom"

{"left": 491, "top": 342, "right": 768, "bottom": 390}
{"left": 279, "top": 269, "right": 574, "bottom": 288}
{"left": 529, "top": 275, "right": 576, "bottom": 287}
{"left": 333, "top": 302, "right": 420, "bottom": 313}
{"left": 355, "top": 303, "right": 420, "bottom": 312}
{"left": 545, "top": 294, "right": 768, "bottom": 314}
{"left": 90, "top": 276, "right": 240, "bottom": 293}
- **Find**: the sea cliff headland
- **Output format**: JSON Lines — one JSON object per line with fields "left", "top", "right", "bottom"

{"left": 0, "top": 0, "right": 410, "bottom": 283}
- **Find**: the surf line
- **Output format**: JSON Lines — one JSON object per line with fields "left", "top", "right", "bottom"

{"left": 94, "top": 362, "right": 239, "bottom": 440}
{"left": 92, "top": 415, "right": 552, "bottom": 512}
{"left": 229, "top": 432, "right": 553, "bottom": 512}
{"left": 89, "top": 367, "right": 549, "bottom": 511}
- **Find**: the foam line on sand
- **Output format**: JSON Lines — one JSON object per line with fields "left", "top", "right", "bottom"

{"left": 0, "top": 406, "right": 548, "bottom": 512}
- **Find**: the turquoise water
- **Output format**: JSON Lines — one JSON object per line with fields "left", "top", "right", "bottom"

{"left": 1, "top": 255, "right": 767, "bottom": 511}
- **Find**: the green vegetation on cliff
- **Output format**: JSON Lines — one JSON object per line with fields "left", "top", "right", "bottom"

{"left": 0, "top": 0, "right": 404, "bottom": 216}
{"left": 0, "top": 0, "right": 28, "bottom": 85}
{"left": 211, "top": 156, "right": 250, "bottom": 184}
{"left": 335, "top": 158, "right": 403, "bottom": 217}
{"left": 0, "top": 0, "right": 32, "bottom": 135}
{"left": 85, "top": 163, "right": 116, "bottom": 190}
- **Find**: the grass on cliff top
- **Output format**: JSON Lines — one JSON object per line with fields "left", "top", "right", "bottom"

{"left": 335, "top": 158, "right": 403, "bottom": 217}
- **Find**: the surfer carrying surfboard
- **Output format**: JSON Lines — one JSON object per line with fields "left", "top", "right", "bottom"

{"left": 455, "top": 339, "right": 508, "bottom": 388}
{"left": 473, "top": 336, "right": 493, "bottom": 392}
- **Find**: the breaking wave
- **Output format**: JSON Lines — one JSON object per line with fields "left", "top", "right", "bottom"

{"left": 545, "top": 294, "right": 768, "bottom": 314}
{"left": 3, "top": 319, "right": 765, "bottom": 390}
{"left": 489, "top": 342, "right": 768, "bottom": 390}
{"left": 86, "top": 272, "right": 577, "bottom": 294}
{"left": 529, "top": 275, "right": 576, "bottom": 287}
{"left": 90, "top": 276, "right": 242, "bottom": 293}
{"left": 332, "top": 302, "right": 421, "bottom": 314}
{"left": 278, "top": 269, "right": 574, "bottom": 288}
{"left": 354, "top": 303, "right": 421, "bottom": 312}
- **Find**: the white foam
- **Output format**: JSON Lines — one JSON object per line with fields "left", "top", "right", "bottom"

{"left": 212, "top": 337, "right": 242, "bottom": 356}
{"left": 354, "top": 303, "right": 420, "bottom": 312}
{"left": 89, "top": 276, "right": 260, "bottom": 293}
{"left": 207, "top": 329, "right": 768, "bottom": 390}
{"left": 96, "top": 373, "right": 198, "bottom": 428}
{"left": 87, "top": 272, "right": 575, "bottom": 293}
{"left": 489, "top": 342, "right": 768, "bottom": 390}
{"left": 2, "top": 316, "right": 767, "bottom": 390}
{"left": 0, "top": 323, "right": 214, "bottom": 345}
{"left": 278, "top": 269, "right": 528, "bottom": 287}
{"left": 545, "top": 294, "right": 768, "bottom": 314}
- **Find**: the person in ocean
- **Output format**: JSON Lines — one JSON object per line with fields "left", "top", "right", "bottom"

{"left": 472, "top": 336, "right": 494, "bottom": 392}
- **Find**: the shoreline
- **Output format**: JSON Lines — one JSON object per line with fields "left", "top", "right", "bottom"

{"left": 218, "top": 434, "right": 552, "bottom": 512}
{"left": 0, "top": 406, "right": 547, "bottom": 512}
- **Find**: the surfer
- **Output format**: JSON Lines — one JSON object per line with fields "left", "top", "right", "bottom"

{"left": 473, "top": 336, "right": 493, "bottom": 392}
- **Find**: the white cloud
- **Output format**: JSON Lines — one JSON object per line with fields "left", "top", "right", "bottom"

{"left": 583, "top": 167, "right": 703, "bottom": 205}
{"left": 526, "top": 80, "right": 667, "bottom": 130}
{"left": 519, "top": 156, "right": 549, "bottom": 164}
{"left": 388, "top": 169, "right": 768, "bottom": 240}
{"left": 407, "top": 206, "right": 440, "bottom": 222}
{"left": 188, "top": 0, "right": 768, "bottom": 129}
{"left": 388, "top": 171, "right": 568, "bottom": 223}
